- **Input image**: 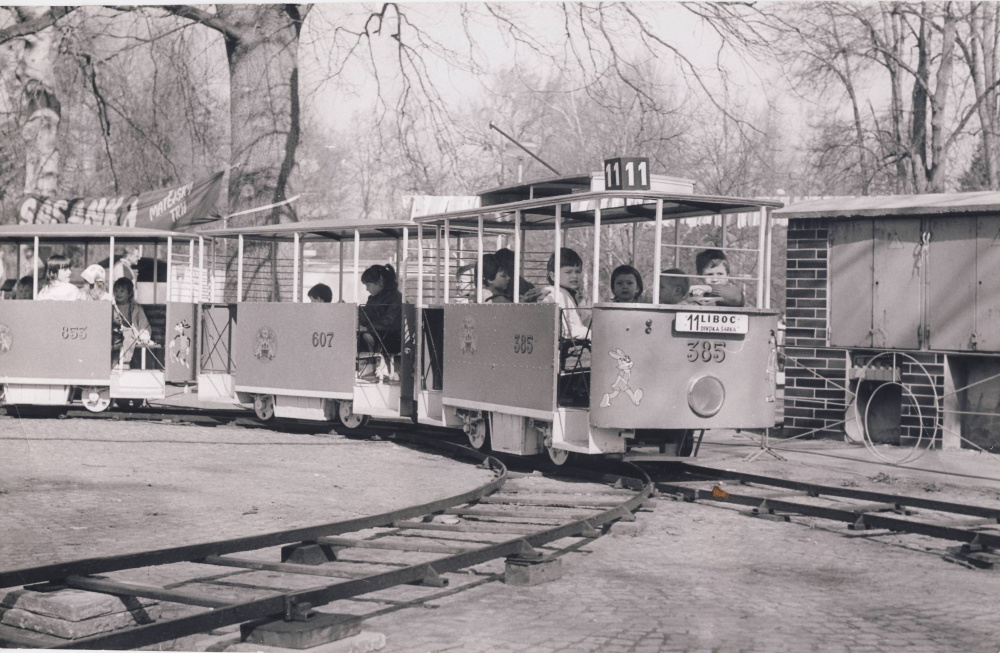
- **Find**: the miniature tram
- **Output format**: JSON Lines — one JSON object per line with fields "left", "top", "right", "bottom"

{"left": 0, "top": 224, "right": 204, "bottom": 411}
{"left": 1, "top": 170, "right": 783, "bottom": 464}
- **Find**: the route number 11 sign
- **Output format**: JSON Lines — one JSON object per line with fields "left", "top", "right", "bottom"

{"left": 603, "top": 157, "right": 650, "bottom": 191}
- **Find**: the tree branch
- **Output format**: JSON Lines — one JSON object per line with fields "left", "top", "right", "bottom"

{"left": 0, "top": 6, "right": 75, "bottom": 45}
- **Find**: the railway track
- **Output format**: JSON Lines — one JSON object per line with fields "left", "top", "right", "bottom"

{"left": 0, "top": 433, "right": 652, "bottom": 650}
{"left": 650, "top": 462, "right": 1000, "bottom": 569}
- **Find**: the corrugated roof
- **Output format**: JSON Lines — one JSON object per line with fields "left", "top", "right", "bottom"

{"left": 774, "top": 191, "right": 1000, "bottom": 220}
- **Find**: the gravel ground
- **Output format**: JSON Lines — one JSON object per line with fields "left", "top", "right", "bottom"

{"left": 0, "top": 413, "right": 495, "bottom": 571}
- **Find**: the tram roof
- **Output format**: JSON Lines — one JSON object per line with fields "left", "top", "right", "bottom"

{"left": 774, "top": 191, "right": 1000, "bottom": 220}
{"left": 413, "top": 190, "right": 783, "bottom": 230}
{"left": 0, "top": 223, "right": 197, "bottom": 242}
{"left": 201, "top": 219, "right": 416, "bottom": 242}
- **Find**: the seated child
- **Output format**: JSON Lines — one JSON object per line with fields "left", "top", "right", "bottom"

{"left": 688, "top": 249, "right": 744, "bottom": 307}
{"left": 610, "top": 265, "right": 643, "bottom": 303}
{"left": 540, "top": 247, "right": 590, "bottom": 340}
{"left": 482, "top": 254, "right": 511, "bottom": 303}
{"left": 494, "top": 248, "right": 535, "bottom": 301}
{"left": 659, "top": 268, "right": 690, "bottom": 305}
{"left": 359, "top": 263, "right": 402, "bottom": 353}
{"left": 15, "top": 275, "right": 33, "bottom": 300}
{"left": 36, "top": 254, "right": 79, "bottom": 301}
{"left": 308, "top": 283, "right": 333, "bottom": 303}
{"left": 112, "top": 278, "right": 151, "bottom": 368}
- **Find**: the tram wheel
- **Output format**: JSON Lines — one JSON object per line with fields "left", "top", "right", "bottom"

{"left": 253, "top": 394, "right": 275, "bottom": 421}
{"left": 81, "top": 387, "right": 111, "bottom": 413}
{"left": 466, "top": 418, "right": 490, "bottom": 450}
{"left": 545, "top": 445, "right": 573, "bottom": 466}
{"left": 337, "top": 401, "right": 370, "bottom": 431}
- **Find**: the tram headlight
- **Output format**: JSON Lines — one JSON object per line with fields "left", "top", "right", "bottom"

{"left": 687, "top": 375, "right": 725, "bottom": 418}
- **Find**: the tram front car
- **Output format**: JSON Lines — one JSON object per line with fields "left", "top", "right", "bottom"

{"left": 415, "top": 167, "right": 782, "bottom": 463}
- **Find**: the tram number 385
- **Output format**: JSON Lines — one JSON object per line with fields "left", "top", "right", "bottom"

{"left": 687, "top": 340, "right": 726, "bottom": 363}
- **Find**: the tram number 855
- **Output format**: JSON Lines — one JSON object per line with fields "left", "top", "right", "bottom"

{"left": 687, "top": 340, "right": 726, "bottom": 363}
{"left": 62, "top": 326, "right": 88, "bottom": 340}
{"left": 312, "top": 332, "right": 335, "bottom": 347}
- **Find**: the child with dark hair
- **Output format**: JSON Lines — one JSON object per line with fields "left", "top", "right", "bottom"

{"left": 36, "top": 254, "right": 78, "bottom": 301}
{"left": 112, "top": 277, "right": 150, "bottom": 368}
{"left": 689, "top": 248, "right": 744, "bottom": 307}
{"left": 541, "top": 247, "right": 590, "bottom": 339}
{"left": 359, "top": 264, "right": 402, "bottom": 353}
{"left": 610, "top": 264, "right": 643, "bottom": 303}
{"left": 659, "top": 268, "right": 690, "bottom": 305}
{"left": 307, "top": 283, "right": 333, "bottom": 303}
{"left": 15, "top": 275, "right": 34, "bottom": 300}
{"left": 494, "top": 247, "right": 535, "bottom": 301}
{"left": 481, "top": 254, "right": 511, "bottom": 303}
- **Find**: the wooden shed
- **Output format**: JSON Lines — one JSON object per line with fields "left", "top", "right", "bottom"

{"left": 775, "top": 192, "right": 1000, "bottom": 451}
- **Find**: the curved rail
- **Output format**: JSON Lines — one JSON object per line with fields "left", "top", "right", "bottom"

{"left": 0, "top": 435, "right": 653, "bottom": 650}
{"left": 651, "top": 462, "right": 1000, "bottom": 551}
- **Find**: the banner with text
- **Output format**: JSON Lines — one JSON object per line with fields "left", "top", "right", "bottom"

{"left": 17, "top": 170, "right": 225, "bottom": 231}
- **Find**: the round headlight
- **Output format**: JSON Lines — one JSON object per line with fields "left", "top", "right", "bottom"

{"left": 688, "top": 375, "right": 725, "bottom": 417}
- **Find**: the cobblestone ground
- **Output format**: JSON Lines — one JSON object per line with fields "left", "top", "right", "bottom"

{"left": 370, "top": 432, "right": 1000, "bottom": 653}
{"left": 3, "top": 415, "right": 1000, "bottom": 653}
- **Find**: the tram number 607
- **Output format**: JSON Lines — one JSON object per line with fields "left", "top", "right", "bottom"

{"left": 687, "top": 340, "right": 726, "bottom": 363}
{"left": 312, "top": 332, "right": 335, "bottom": 347}
{"left": 61, "top": 326, "right": 87, "bottom": 340}
{"left": 513, "top": 334, "right": 534, "bottom": 354}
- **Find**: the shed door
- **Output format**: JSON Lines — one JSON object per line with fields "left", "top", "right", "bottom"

{"left": 927, "top": 218, "right": 976, "bottom": 351}
{"left": 977, "top": 216, "right": 1000, "bottom": 351}
{"left": 829, "top": 220, "right": 873, "bottom": 347}
{"left": 873, "top": 219, "right": 922, "bottom": 349}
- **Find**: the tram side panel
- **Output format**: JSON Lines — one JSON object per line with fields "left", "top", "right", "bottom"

{"left": 0, "top": 302, "right": 112, "bottom": 404}
{"left": 233, "top": 303, "right": 356, "bottom": 399}
{"left": 590, "top": 306, "right": 779, "bottom": 430}
{"left": 442, "top": 304, "right": 558, "bottom": 453}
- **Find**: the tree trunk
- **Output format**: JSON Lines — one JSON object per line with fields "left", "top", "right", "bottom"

{"left": 928, "top": 3, "right": 956, "bottom": 193}
{"left": 17, "top": 7, "right": 60, "bottom": 200}
{"left": 217, "top": 5, "right": 305, "bottom": 301}
{"left": 910, "top": 5, "right": 930, "bottom": 194}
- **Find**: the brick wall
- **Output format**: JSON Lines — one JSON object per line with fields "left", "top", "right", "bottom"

{"left": 782, "top": 217, "right": 848, "bottom": 438}
{"left": 782, "top": 217, "right": 945, "bottom": 444}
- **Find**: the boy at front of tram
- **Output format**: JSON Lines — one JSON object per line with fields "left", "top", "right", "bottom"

{"left": 687, "top": 249, "right": 744, "bottom": 307}
{"left": 539, "top": 247, "right": 590, "bottom": 340}
{"left": 481, "top": 254, "right": 511, "bottom": 303}
{"left": 358, "top": 264, "right": 402, "bottom": 354}
{"left": 112, "top": 277, "right": 151, "bottom": 368}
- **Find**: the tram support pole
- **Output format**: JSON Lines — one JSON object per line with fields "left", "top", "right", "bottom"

{"left": 353, "top": 230, "right": 360, "bottom": 303}
{"left": 514, "top": 211, "right": 521, "bottom": 303}
{"left": 401, "top": 225, "right": 409, "bottom": 299}
{"left": 652, "top": 200, "right": 663, "bottom": 306}
{"left": 759, "top": 206, "right": 770, "bottom": 308}
{"left": 198, "top": 237, "right": 205, "bottom": 302}
{"left": 443, "top": 220, "right": 450, "bottom": 304}
{"left": 417, "top": 225, "right": 424, "bottom": 306}
{"left": 167, "top": 237, "right": 173, "bottom": 302}
{"left": 189, "top": 239, "right": 194, "bottom": 301}
{"left": 592, "top": 205, "right": 601, "bottom": 305}
{"left": 107, "top": 236, "right": 114, "bottom": 296}
{"left": 554, "top": 205, "right": 562, "bottom": 295}
{"left": 293, "top": 232, "right": 300, "bottom": 303}
{"left": 338, "top": 241, "right": 345, "bottom": 302}
{"left": 236, "top": 235, "right": 242, "bottom": 303}
{"left": 477, "top": 214, "right": 484, "bottom": 304}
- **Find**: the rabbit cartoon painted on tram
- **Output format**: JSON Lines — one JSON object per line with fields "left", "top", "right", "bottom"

{"left": 600, "top": 348, "right": 643, "bottom": 407}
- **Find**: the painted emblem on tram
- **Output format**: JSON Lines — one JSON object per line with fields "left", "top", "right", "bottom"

{"left": 169, "top": 319, "right": 193, "bottom": 369}
{"left": 0, "top": 324, "right": 11, "bottom": 354}
{"left": 460, "top": 315, "right": 477, "bottom": 355}
{"left": 600, "top": 348, "right": 642, "bottom": 407}
{"left": 254, "top": 326, "right": 277, "bottom": 361}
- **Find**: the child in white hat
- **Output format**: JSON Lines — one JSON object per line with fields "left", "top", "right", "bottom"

{"left": 78, "top": 264, "right": 112, "bottom": 301}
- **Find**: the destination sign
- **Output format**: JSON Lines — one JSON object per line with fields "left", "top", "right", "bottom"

{"left": 675, "top": 312, "right": 749, "bottom": 335}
